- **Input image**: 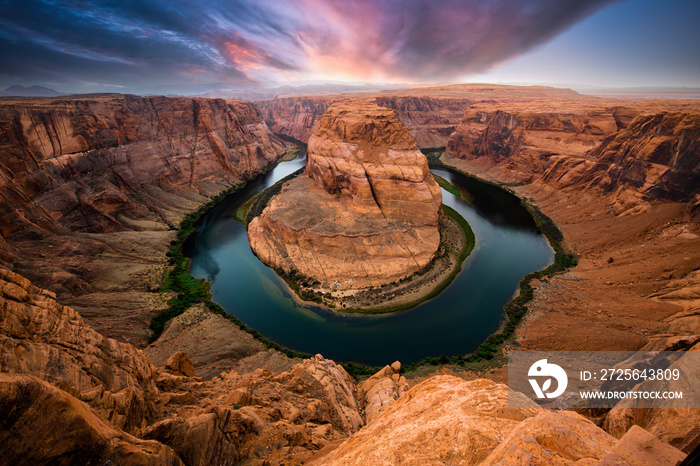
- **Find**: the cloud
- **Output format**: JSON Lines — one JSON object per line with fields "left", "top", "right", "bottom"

{"left": 0, "top": 0, "right": 618, "bottom": 91}
{"left": 291, "top": 0, "right": 618, "bottom": 81}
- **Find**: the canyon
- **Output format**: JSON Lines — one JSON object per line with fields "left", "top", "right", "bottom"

{"left": 0, "top": 85, "right": 698, "bottom": 464}
{"left": 0, "top": 94, "right": 287, "bottom": 345}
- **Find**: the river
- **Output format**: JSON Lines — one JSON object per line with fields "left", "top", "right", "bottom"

{"left": 187, "top": 152, "right": 553, "bottom": 366}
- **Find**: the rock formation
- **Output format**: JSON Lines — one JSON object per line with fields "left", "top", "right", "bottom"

{"left": 374, "top": 95, "right": 469, "bottom": 148}
{"left": 445, "top": 106, "right": 625, "bottom": 181}
{"left": 0, "top": 267, "right": 363, "bottom": 464}
{"left": 257, "top": 96, "right": 334, "bottom": 143}
{"left": 248, "top": 101, "right": 442, "bottom": 290}
{"left": 444, "top": 91, "right": 700, "bottom": 215}
{"left": 0, "top": 373, "right": 183, "bottom": 465}
{"left": 0, "top": 268, "right": 160, "bottom": 433}
{"left": 356, "top": 361, "right": 409, "bottom": 424}
{"left": 0, "top": 94, "right": 285, "bottom": 237}
{"left": 440, "top": 86, "right": 700, "bottom": 453}
{"left": 258, "top": 94, "right": 468, "bottom": 148}
{"left": 308, "top": 376, "right": 686, "bottom": 465}
{"left": 543, "top": 111, "right": 700, "bottom": 215}
{"left": 0, "top": 94, "right": 286, "bottom": 344}
{"left": 0, "top": 265, "right": 691, "bottom": 464}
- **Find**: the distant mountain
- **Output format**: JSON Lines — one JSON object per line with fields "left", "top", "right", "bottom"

{"left": 0, "top": 85, "right": 64, "bottom": 97}
{"left": 204, "top": 83, "right": 412, "bottom": 101}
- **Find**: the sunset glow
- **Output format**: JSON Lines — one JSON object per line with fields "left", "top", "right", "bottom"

{"left": 0, "top": 0, "right": 698, "bottom": 93}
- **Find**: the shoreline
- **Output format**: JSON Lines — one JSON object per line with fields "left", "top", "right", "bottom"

{"left": 154, "top": 150, "right": 573, "bottom": 376}
{"left": 271, "top": 204, "right": 476, "bottom": 315}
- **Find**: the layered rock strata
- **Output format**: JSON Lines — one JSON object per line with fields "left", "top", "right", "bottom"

{"left": 543, "top": 111, "right": 700, "bottom": 215}
{"left": 0, "top": 94, "right": 286, "bottom": 343}
{"left": 258, "top": 95, "right": 468, "bottom": 148}
{"left": 0, "top": 268, "right": 362, "bottom": 464}
{"left": 0, "top": 268, "right": 160, "bottom": 433}
{"left": 0, "top": 94, "right": 285, "bottom": 237}
{"left": 248, "top": 101, "right": 442, "bottom": 290}
{"left": 0, "top": 267, "right": 689, "bottom": 464}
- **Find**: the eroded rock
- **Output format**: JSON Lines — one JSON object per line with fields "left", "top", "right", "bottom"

{"left": 309, "top": 376, "right": 543, "bottom": 465}
{"left": 0, "top": 373, "right": 182, "bottom": 465}
{"left": 248, "top": 101, "right": 442, "bottom": 290}
{"left": 0, "top": 268, "right": 160, "bottom": 433}
{"left": 357, "top": 361, "right": 409, "bottom": 424}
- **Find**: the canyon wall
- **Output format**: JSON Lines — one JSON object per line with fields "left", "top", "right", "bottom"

{"left": 257, "top": 96, "right": 334, "bottom": 143}
{"left": 543, "top": 111, "right": 700, "bottom": 214}
{"left": 445, "top": 100, "right": 700, "bottom": 214}
{"left": 372, "top": 96, "right": 468, "bottom": 147}
{"left": 444, "top": 105, "right": 630, "bottom": 180}
{"left": 257, "top": 95, "right": 468, "bottom": 148}
{"left": 0, "top": 94, "right": 286, "bottom": 237}
{"left": 0, "top": 94, "right": 286, "bottom": 342}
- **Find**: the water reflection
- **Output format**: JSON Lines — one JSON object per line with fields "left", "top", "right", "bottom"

{"left": 187, "top": 156, "right": 553, "bottom": 365}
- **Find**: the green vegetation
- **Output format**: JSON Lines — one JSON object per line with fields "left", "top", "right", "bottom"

{"left": 149, "top": 157, "right": 312, "bottom": 360}
{"left": 243, "top": 168, "right": 304, "bottom": 226}
{"left": 235, "top": 192, "right": 261, "bottom": 223}
{"left": 343, "top": 362, "right": 382, "bottom": 379}
{"left": 343, "top": 160, "right": 578, "bottom": 378}
{"left": 432, "top": 173, "right": 460, "bottom": 196}
{"left": 152, "top": 148, "right": 576, "bottom": 381}
{"left": 445, "top": 204, "right": 475, "bottom": 264}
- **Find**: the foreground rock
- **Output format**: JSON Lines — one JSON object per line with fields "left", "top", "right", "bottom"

{"left": 0, "top": 268, "right": 160, "bottom": 433}
{"left": 310, "top": 376, "right": 636, "bottom": 465}
{"left": 0, "top": 373, "right": 183, "bottom": 465}
{"left": 248, "top": 101, "right": 442, "bottom": 290}
{"left": 356, "top": 361, "right": 409, "bottom": 424}
{"left": 604, "top": 341, "right": 700, "bottom": 453}
{"left": 144, "top": 354, "right": 364, "bottom": 465}
{"left": 0, "top": 268, "right": 363, "bottom": 464}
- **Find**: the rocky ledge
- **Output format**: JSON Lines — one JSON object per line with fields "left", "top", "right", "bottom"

{"left": 248, "top": 101, "right": 442, "bottom": 292}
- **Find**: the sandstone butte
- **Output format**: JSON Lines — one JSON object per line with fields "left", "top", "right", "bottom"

{"left": 248, "top": 101, "right": 443, "bottom": 290}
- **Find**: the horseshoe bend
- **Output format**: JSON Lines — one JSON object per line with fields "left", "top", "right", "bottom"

{"left": 0, "top": 84, "right": 698, "bottom": 464}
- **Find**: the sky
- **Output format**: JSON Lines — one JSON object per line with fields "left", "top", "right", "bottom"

{"left": 0, "top": 0, "right": 698, "bottom": 94}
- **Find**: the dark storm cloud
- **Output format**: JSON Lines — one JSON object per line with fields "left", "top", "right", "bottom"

{"left": 291, "top": 0, "right": 619, "bottom": 80}
{"left": 0, "top": 0, "right": 619, "bottom": 90}
{"left": 0, "top": 0, "right": 299, "bottom": 90}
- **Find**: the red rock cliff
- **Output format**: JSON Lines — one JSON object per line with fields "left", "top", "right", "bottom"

{"left": 0, "top": 94, "right": 286, "bottom": 237}
{"left": 257, "top": 95, "right": 468, "bottom": 148}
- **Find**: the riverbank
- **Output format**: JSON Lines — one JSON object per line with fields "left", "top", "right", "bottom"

{"left": 170, "top": 149, "right": 561, "bottom": 374}
{"left": 243, "top": 171, "right": 476, "bottom": 314}
{"left": 147, "top": 149, "right": 313, "bottom": 361}
{"left": 280, "top": 204, "right": 474, "bottom": 314}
